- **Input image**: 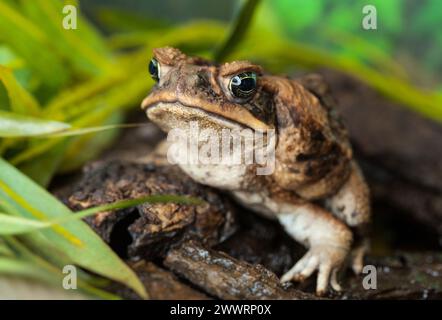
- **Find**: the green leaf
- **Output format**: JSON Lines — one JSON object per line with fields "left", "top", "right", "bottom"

{"left": 0, "top": 214, "right": 48, "bottom": 235}
{"left": 0, "top": 158, "right": 147, "bottom": 298}
{"left": 0, "top": 257, "right": 57, "bottom": 284}
{"left": 0, "top": 65, "right": 41, "bottom": 115}
{"left": 0, "top": 238, "right": 13, "bottom": 256}
{"left": 45, "top": 123, "right": 145, "bottom": 138}
{"left": 0, "top": 110, "right": 71, "bottom": 137}
{"left": 44, "top": 74, "right": 124, "bottom": 114}
{"left": 214, "top": 0, "right": 262, "bottom": 62}
{"left": 0, "top": 195, "right": 203, "bottom": 235}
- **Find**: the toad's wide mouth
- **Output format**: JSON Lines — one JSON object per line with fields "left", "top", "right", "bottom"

{"left": 141, "top": 92, "right": 272, "bottom": 131}
{"left": 145, "top": 102, "right": 254, "bottom": 132}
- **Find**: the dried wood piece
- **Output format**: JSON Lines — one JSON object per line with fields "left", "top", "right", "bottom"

{"left": 164, "top": 240, "right": 319, "bottom": 300}
{"left": 66, "top": 161, "right": 237, "bottom": 259}
{"left": 216, "top": 209, "right": 302, "bottom": 276}
{"left": 106, "top": 261, "right": 210, "bottom": 300}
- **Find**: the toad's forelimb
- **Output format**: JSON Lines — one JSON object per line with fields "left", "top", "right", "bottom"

{"left": 325, "top": 161, "right": 371, "bottom": 274}
{"left": 276, "top": 203, "right": 352, "bottom": 295}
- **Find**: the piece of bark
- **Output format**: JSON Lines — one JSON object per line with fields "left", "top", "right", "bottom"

{"left": 164, "top": 240, "right": 319, "bottom": 300}
{"left": 65, "top": 161, "right": 237, "bottom": 259}
{"left": 113, "top": 261, "right": 210, "bottom": 300}
{"left": 216, "top": 209, "right": 303, "bottom": 276}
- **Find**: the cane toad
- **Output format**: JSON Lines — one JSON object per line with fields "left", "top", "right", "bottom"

{"left": 141, "top": 47, "right": 371, "bottom": 295}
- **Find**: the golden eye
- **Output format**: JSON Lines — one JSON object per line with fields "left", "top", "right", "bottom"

{"left": 148, "top": 58, "right": 160, "bottom": 81}
{"left": 228, "top": 72, "right": 257, "bottom": 100}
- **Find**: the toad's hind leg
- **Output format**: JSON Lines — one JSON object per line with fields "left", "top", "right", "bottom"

{"left": 277, "top": 203, "right": 352, "bottom": 295}
{"left": 325, "top": 161, "right": 371, "bottom": 274}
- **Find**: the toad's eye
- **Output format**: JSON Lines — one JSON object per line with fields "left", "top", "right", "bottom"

{"left": 148, "top": 58, "right": 160, "bottom": 81}
{"left": 229, "top": 72, "right": 257, "bottom": 100}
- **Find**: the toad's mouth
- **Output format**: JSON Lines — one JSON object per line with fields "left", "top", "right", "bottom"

{"left": 141, "top": 92, "right": 271, "bottom": 131}
{"left": 145, "top": 102, "right": 252, "bottom": 132}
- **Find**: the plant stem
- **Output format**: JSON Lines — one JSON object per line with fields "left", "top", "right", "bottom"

{"left": 214, "top": 0, "right": 261, "bottom": 62}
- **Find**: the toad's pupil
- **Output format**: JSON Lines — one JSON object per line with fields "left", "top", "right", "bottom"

{"left": 149, "top": 58, "right": 159, "bottom": 81}
{"left": 229, "top": 72, "right": 257, "bottom": 99}
{"left": 237, "top": 77, "right": 255, "bottom": 91}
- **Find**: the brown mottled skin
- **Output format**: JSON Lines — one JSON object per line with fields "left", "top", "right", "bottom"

{"left": 141, "top": 47, "right": 371, "bottom": 295}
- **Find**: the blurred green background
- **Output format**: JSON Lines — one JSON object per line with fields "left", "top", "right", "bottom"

{"left": 1, "top": 0, "right": 441, "bottom": 186}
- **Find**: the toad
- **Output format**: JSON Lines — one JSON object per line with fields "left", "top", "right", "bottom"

{"left": 141, "top": 47, "right": 370, "bottom": 295}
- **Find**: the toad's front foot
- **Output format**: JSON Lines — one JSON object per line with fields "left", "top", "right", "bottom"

{"left": 280, "top": 244, "right": 349, "bottom": 296}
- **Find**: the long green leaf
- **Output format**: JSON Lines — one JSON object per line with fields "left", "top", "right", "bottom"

{"left": 0, "top": 257, "right": 57, "bottom": 284}
{"left": 0, "top": 110, "right": 70, "bottom": 137}
{"left": 0, "top": 194, "right": 203, "bottom": 235}
{"left": 214, "top": 0, "right": 262, "bottom": 62}
{"left": 0, "top": 158, "right": 147, "bottom": 298}
{"left": 0, "top": 214, "right": 48, "bottom": 234}
{"left": 46, "top": 123, "right": 144, "bottom": 138}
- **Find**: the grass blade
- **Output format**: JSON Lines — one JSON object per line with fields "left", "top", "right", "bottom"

{"left": 0, "top": 194, "right": 203, "bottom": 235}
{"left": 0, "top": 214, "right": 48, "bottom": 235}
{"left": 0, "top": 257, "right": 57, "bottom": 284}
{"left": 0, "top": 65, "right": 41, "bottom": 115}
{"left": 214, "top": 0, "right": 262, "bottom": 62}
{"left": 44, "top": 123, "right": 145, "bottom": 138}
{"left": 0, "top": 110, "right": 70, "bottom": 137}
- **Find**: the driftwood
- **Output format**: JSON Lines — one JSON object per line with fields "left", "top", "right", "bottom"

{"left": 164, "top": 240, "right": 318, "bottom": 300}
{"left": 65, "top": 161, "right": 237, "bottom": 259}
{"left": 113, "top": 261, "right": 211, "bottom": 300}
